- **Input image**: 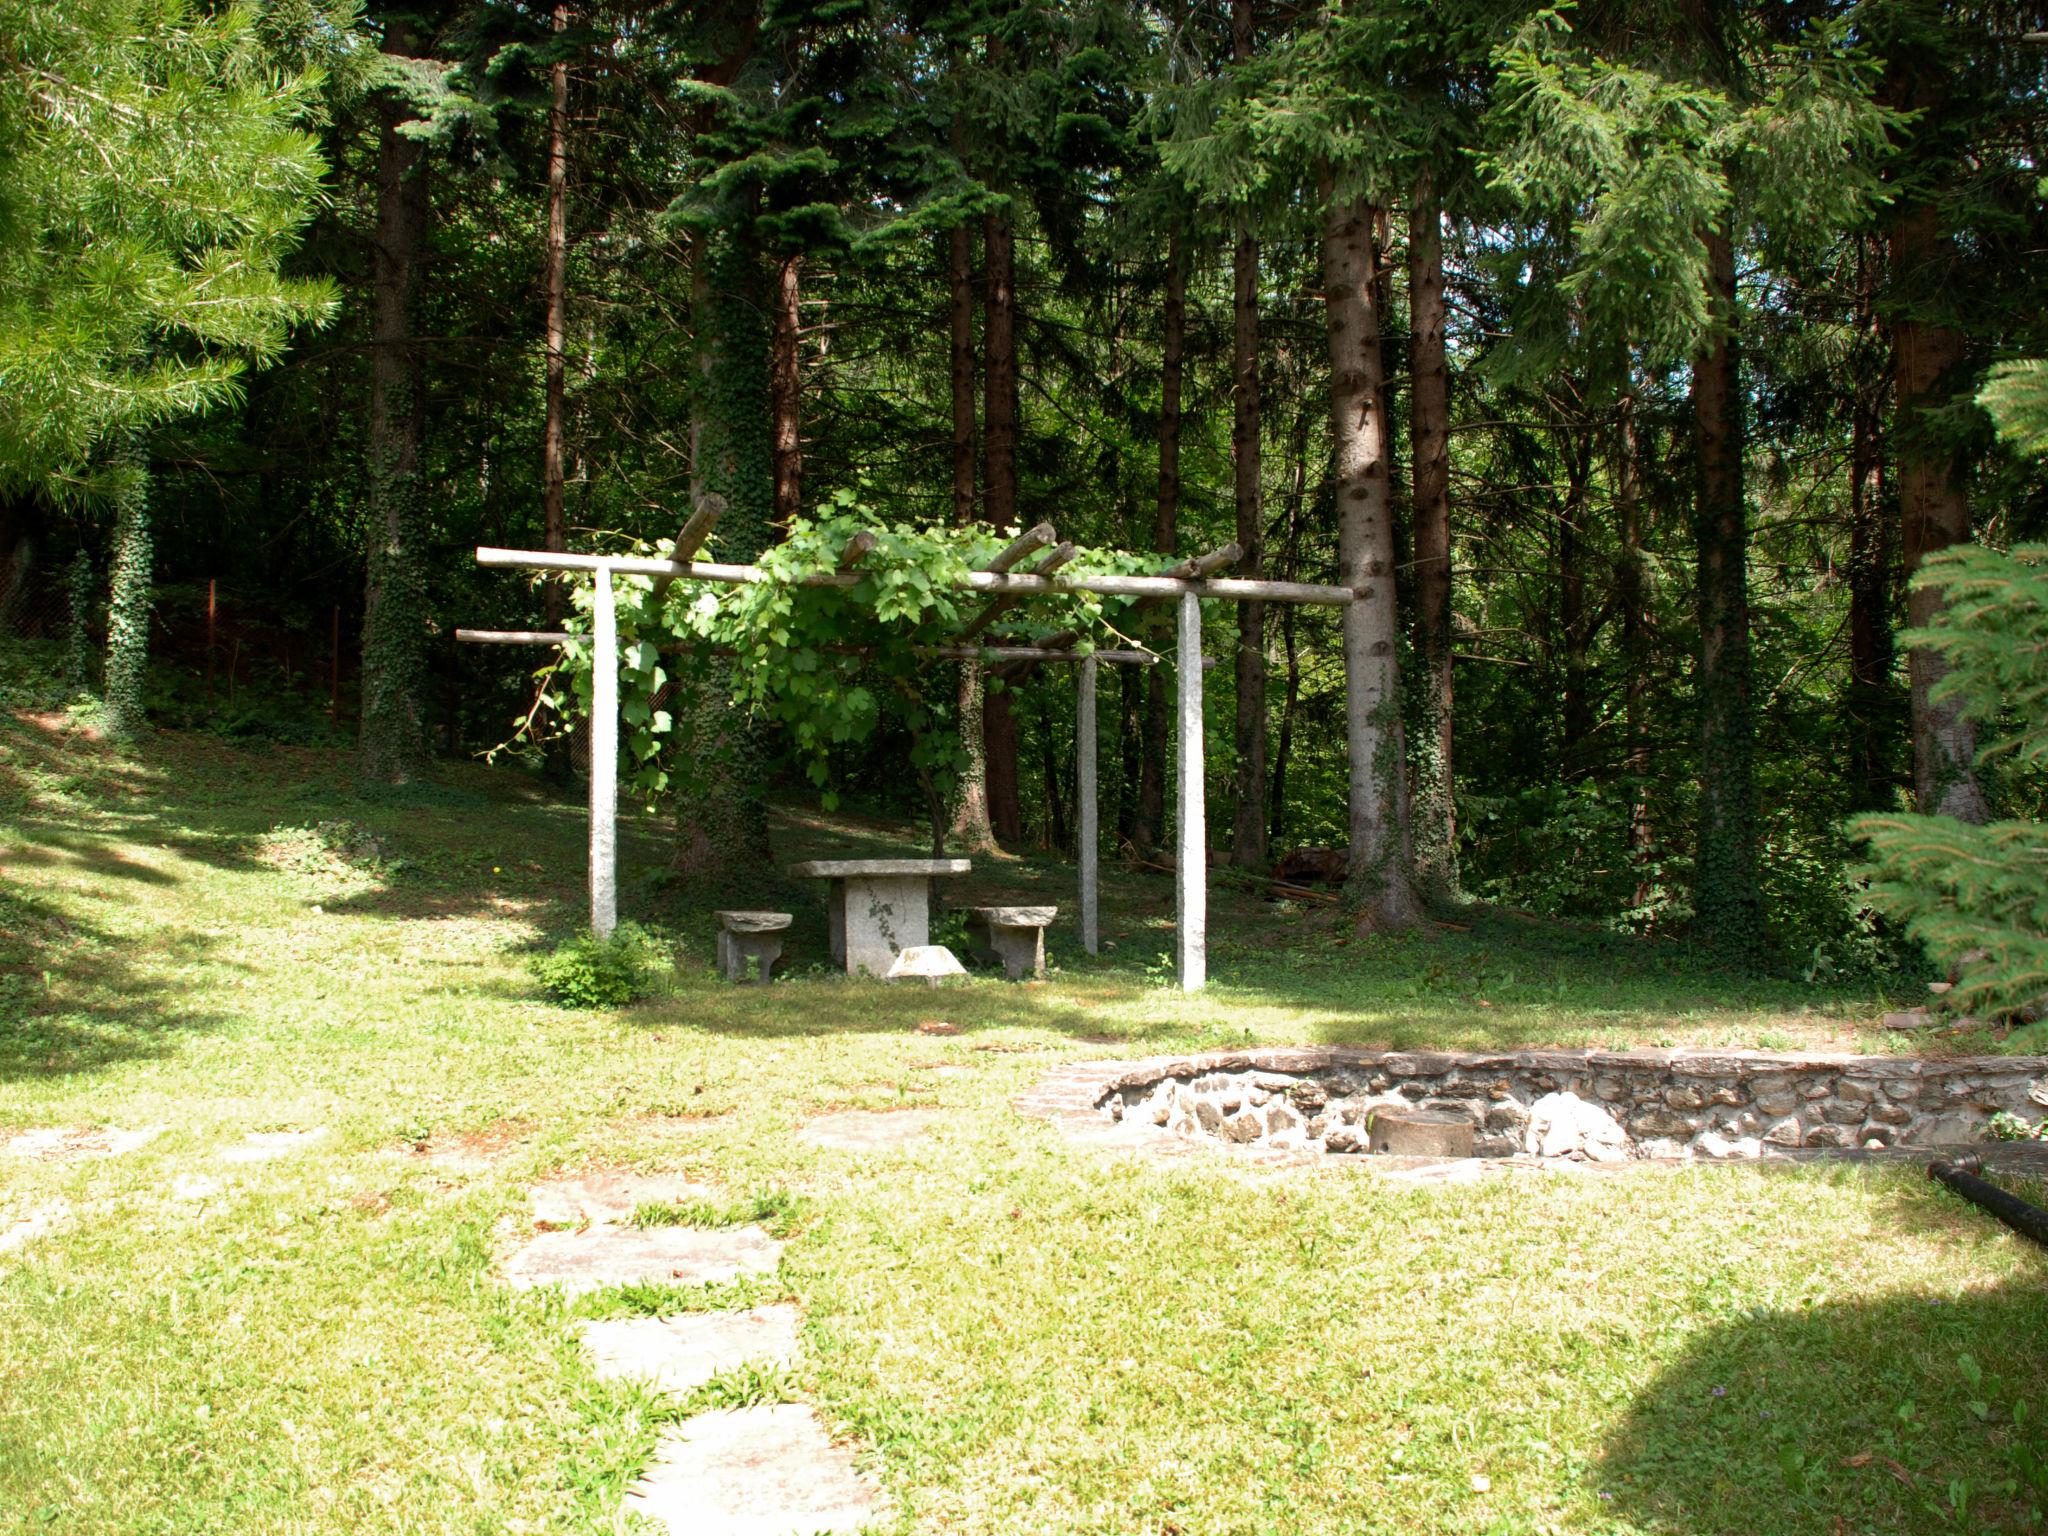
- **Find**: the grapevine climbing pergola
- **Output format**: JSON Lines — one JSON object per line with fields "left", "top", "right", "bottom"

{"left": 459, "top": 501, "right": 1359, "bottom": 992}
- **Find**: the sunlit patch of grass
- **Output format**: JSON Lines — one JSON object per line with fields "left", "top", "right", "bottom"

{"left": 632, "top": 1188, "right": 804, "bottom": 1235}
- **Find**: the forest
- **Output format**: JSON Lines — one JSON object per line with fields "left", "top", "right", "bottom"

{"left": 4, "top": 0, "right": 2046, "bottom": 978}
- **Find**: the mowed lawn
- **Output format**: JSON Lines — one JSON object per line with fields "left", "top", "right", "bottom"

{"left": 2, "top": 711, "right": 2045, "bottom": 1535}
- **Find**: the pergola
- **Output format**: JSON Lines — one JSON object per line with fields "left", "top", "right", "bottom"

{"left": 459, "top": 505, "right": 1358, "bottom": 992}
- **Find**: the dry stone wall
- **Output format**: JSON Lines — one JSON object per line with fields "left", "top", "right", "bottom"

{"left": 1097, "top": 1047, "right": 2048, "bottom": 1162}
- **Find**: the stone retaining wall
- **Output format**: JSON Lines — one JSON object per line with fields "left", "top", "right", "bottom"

{"left": 1092, "top": 1047, "right": 2048, "bottom": 1162}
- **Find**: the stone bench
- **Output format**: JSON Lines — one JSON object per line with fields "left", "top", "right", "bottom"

{"left": 964, "top": 906, "right": 1057, "bottom": 981}
{"left": 715, "top": 911, "right": 791, "bottom": 984}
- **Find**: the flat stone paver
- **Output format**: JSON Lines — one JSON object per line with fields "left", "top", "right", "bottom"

{"left": 578, "top": 1304, "right": 802, "bottom": 1395}
{"left": 502, "top": 1224, "right": 782, "bottom": 1295}
{"left": 0, "top": 1200, "right": 69, "bottom": 1257}
{"left": 626, "top": 1404, "right": 882, "bottom": 1536}
{"left": 219, "top": 1128, "right": 327, "bottom": 1165}
{"left": 4, "top": 1126, "right": 161, "bottom": 1161}
{"left": 800, "top": 1110, "right": 937, "bottom": 1151}
{"left": 171, "top": 1174, "right": 225, "bottom": 1202}
{"left": 531, "top": 1171, "right": 715, "bottom": 1229}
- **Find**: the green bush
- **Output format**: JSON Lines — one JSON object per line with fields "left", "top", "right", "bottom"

{"left": 532, "top": 923, "right": 664, "bottom": 1008}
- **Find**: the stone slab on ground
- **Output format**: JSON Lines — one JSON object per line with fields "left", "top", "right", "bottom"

{"left": 502, "top": 1224, "right": 781, "bottom": 1294}
{"left": 219, "top": 1128, "right": 327, "bottom": 1165}
{"left": 530, "top": 1171, "right": 716, "bottom": 1229}
{"left": 800, "top": 1110, "right": 937, "bottom": 1151}
{"left": 4, "top": 1126, "right": 161, "bottom": 1161}
{"left": 578, "top": 1304, "right": 802, "bottom": 1395}
{"left": 626, "top": 1404, "right": 882, "bottom": 1536}
{"left": 0, "top": 1199, "right": 70, "bottom": 1256}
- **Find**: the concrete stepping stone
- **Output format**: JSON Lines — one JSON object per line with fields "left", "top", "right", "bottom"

{"left": 4, "top": 1126, "right": 160, "bottom": 1161}
{"left": 578, "top": 1304, "right": 802, "bottom": 1395}
{"left": 530, "top": 1170, "right": 715, "bottom": 1229}
{"left": 0, "top": 1199, "right": 69, "bottom": 1257}
{"left": 502, "top": 1224, "right": 781, "bottom": 1295}
{"left": 171, "top": 1173, "right": 225, "bottom": 1202}
{"left": 800, "top": 1109, "right": 936, "bottom": 1152}
{"left": 626, "top": 1404, "right": 882, "bottom": 1536}
{"left": 219, "top": 1128, "right": 327, "bottom": 1165}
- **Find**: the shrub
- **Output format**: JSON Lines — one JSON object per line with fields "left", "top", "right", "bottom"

{"left": 532, "top": 923, "right": 664, "bottom": 1008}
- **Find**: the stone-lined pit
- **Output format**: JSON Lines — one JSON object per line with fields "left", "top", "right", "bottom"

{"left": 1092, "top": 1047, "right": 2048, "bottom": 1162}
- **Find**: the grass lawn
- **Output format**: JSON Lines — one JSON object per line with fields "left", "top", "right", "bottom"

{"left": 2, "top": 707, "right": 2045, "bottom": 1535}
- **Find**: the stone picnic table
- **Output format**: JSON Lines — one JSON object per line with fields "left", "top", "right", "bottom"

{"left": 787, "top": 858, "right": 972, "bottom": 978}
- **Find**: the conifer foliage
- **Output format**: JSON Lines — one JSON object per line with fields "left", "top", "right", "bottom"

{"left": 1853, "top": 372, "right": 2048, "bottom": 1030}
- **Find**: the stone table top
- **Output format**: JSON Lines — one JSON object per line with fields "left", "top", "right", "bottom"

{"left": 787, "top": 858, "right": 972, "bottom": 879}
{"left": 968, "top": 905, "right": 1057, "bottom": 925}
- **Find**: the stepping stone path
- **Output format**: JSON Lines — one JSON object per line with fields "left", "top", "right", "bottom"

{"left": 578, "top": 1304, "right": 801, "bottom": 1395}
{"left": 628, "top": 1405, "right": 881, "bottom": 1536}
{"left": 3, "top": 1125, "right": 160, "bottom": 1160}
{"left": 530, "top": 1170, "right": 712, "bottom": 1228}
{"left": 503, "top": 1224, "right": 783, "bottom": 1295}
{"left": 800, "top": 1109, "right": 936, "bottom": 1151}
{"left": 219, "top": 1128, "right": 327, "bottom": 1165}
{"left": 502, "top": 1169, "right": 885, "bottom": 1533}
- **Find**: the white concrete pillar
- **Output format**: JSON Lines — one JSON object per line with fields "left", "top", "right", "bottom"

{"left": 590, "top": 562, "right": 618, "bottom": 938}
{"left": 1078, "top": 655, "right": 1099, "bottom": 955}
{"left": 1175, "top": 592, "right": 1206, "bottom": 992}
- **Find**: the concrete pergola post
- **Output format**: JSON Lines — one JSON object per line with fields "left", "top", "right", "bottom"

{"left": 1077, "top": 655, "right": 1099, "bottom": 956}
{"left": 1175, "top": 592, "right": 1206, "bottom": 992}
{"left": 589, "top": 562, "right": 618, "bottom": 938}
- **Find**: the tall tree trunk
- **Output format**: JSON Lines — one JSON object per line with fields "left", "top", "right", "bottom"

{"left": 101, "top": 434, "right": 151, "bottom": 738}
{"left": 1558, "top": 430, "right": 1593, "bottom": 764}
{"left": 1846, "top": 233, "right": 1897, "bottom": 810}
{"left": 1617, "top": 385, "right": 1655, "bottom": 909}
{"left": 770, "top": 253, "right": 803, "bottom": 527}
{"left": 947, "top": 213, "right": 999, "bottom": 852}
{"left": 1690, "top": 221, "right": 1763, "bottom": 957}
{"left": 1228, "top": 0, "right": 1268, "bottom": 872}
{"left": 950, "top": 221, "right": 977, "bottom": 526}
{"left": 1887, "top": 203, "right": 1987, "bottom": 824}
{"left": 675, "top": 221, "right": 778, "bottom": 877}
{"left": 1323, "top": 184, "right": 1417, "bottom": 929}
{"left": 1137, "top": 229, "right": 1184, "bottom": 855}
{"left": 1268, "top": 402, "right": 1311, "bottom": 848}
{"left": 359, "top": 26, "right": 432, "bottom": 784}
{"left": 1407, "top": 166, "right": 1457, "bottom": 899}
{"left": 982, "top": 206, "right": 1022, "bottom": 847}
{"left": 541, "top": 3, "right": 570, "bottom": 625}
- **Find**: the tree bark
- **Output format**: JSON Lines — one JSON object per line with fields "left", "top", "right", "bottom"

{"left": 1268, "top": 402, "right": 1311, "bottom": 848}
{"left": 1617, "top": 385, "right": 1655, "bottom": 909}
{"left": 1558, "top": 427, "right": 1593, "bottom": 764}
{"left": 1228, "top": 0, "right": 1268, "bottom": 873}
{"left": 101, "top": 434, "right": 151, "bottom": 738}
{"left": 1846, "top": 233, "right": 1897, "bottom": 810}
{"left": 1690, "top": 221, "right": 1763, "bottom": 957}
{"left": 1137, "top": 229, "right": 1184, "bottom": 855}
{"left": 1323, "top": 183, "right": 1417, "bottom": 929}
{"left": 541, "top": 3, "right": 570, "bottom": 625}
{"left": 359, "top": 22, "right": 432, "bottom": 784}
{"left": 1888, "top": 203, "right": 1987, "bottom": 824}
{"left": 770, "top": 252, "right": 803, "bottom": 527}
{"left": 1407, "top": 166, "right": 1457, "bottom": 899}
{"left": 949, "top": 221, "right": 977, "bottom": 526}
{"left": 982, "top": 205, "right": 1022, "bottom": 846}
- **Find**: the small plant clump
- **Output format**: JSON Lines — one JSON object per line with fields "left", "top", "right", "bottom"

{"left": 1984, "top": 1111, "right": 2048, "bottom": 1143}
{"left": 532, "top": 923, "right": 665, "bottom": 1008}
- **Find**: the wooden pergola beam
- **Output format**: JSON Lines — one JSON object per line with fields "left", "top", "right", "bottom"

{"left": 650, "top": 494, "right": 726, "bottom": 600}
{"left": 454, "top": 627, "right": 1166, "bottom": 666}
{"left": 984, "top": 521, "right": 1057, "bottom": 574}
{"left": 959, "top": 540, "right": 1076, "bottom": 640}
{"left": 476, "top": 547, "right": 1355, "bottom": 606}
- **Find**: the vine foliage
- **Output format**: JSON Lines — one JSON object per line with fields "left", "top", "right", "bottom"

{"left": 532, "top": 496, "right": 1153, "bottom": 830}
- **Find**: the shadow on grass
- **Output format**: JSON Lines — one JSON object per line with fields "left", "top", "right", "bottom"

{"left": 0, "top": 882, "right": 229, "bottom": 1082}
{"left": 1599, "top": 1242, "right": 2048, "bottom": 1535}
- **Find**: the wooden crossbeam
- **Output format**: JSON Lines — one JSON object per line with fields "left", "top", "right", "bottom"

{"left": 453, "top": 628, "right": 1167, "bottom": 665}
{"left": 476, "top": 546, "right": 1353, "bottom": 605}
{"left": 984, "top": 522, "right": 1057, "bottom": 574}
{"left": 959, "top": 540, "right": 1076, "bottom": 640}
{"left": 837, "top": 530, "right": 879, "bottom": 570}
{"left": 650, "top": 494, "right": 726, "bottom": 600}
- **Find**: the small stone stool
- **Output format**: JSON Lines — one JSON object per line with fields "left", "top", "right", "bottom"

{"left": 714, "top": 911, "right": 790, "bottom": 984}
{"left": 1365, "top": 1107, "right": 1475, "bottom": 1158}
{"left": 964, "top": 906, "right": 1057, "bottom": 981}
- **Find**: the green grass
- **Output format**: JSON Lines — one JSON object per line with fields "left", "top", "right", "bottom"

{"left": 1, "top": 703, "right": 2044, "bottom": 1535}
